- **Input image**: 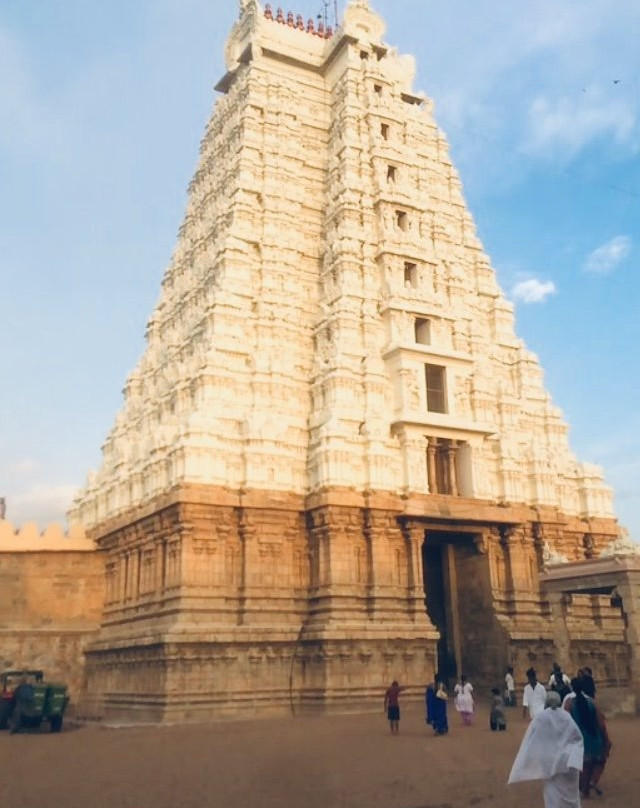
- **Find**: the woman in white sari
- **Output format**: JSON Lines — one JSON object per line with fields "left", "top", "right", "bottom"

{"left": 508, "top": 690, "right": 584, "bottom": 808}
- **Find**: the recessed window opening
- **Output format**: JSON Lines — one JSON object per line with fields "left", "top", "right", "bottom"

{"left": 360, "top": 50, "right": 369, "bottom": 60}
{"left": 381, "top": 123, "right": 389, "bottom": 140}
{"left": 404, "top": 262, "right": 417, "bottom": 288}
{"left": 387, "top": 165, "right": 396, "bottom": 183}
{"left": 396, "top": 210, "right": 408, "bottom": 231}
{"left": 374, "top": 83, "right": 383, "bottom": 95}
{"left": 414, "top": 318, "right": 431, "bottom": 345}
{"left": 425, "top": 364, "right": 447, "bottom": 413}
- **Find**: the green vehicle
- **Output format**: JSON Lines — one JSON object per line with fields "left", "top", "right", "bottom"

{"left": 0, "top": 670, "right": 70, "bottom": 733}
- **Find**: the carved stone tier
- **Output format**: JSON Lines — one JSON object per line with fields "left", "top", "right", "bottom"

{"left": 75, "top": 483, "right": 626, "bottom": 720}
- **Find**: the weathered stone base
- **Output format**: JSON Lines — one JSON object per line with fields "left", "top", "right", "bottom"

{"left": 78, "top": 631, "right": 437, "bottom": 723}
{"left": 76, "top": 483, "right": 625, "bottom": 722}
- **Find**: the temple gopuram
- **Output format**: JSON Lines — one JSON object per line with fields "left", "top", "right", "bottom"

{"left": 63, "top": 1, "right": 632, "bottom": 721}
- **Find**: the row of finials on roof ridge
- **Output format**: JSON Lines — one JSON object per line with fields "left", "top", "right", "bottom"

{"left": 263, "top": 5, "right": 335, "bottom": 38}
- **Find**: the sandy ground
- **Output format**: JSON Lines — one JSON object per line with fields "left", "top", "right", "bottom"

{"left": 2, "top": 702, "right": 638, "bottom": 808}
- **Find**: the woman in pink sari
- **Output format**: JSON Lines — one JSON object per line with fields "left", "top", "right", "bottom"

{"left": 454, "top": 674, "right": 474, "bottom": 725}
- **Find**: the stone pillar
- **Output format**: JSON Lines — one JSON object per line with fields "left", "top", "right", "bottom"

{"left": 446, "top": 440, "right": 459, "bottom": 496}
{"left": 443, "top": 543, "right": 463, "bottom": 677}
{"left": 548, "top": 591, "right": 572, "bottom": 664}
{"left": 500, "top": 525, "right": 537, "bottom": 617}
{"left": 400, "top": 520, "right": 432, "bottom": 622}
{"left": 426, "top": 438, "right": 438, "bottom": 494}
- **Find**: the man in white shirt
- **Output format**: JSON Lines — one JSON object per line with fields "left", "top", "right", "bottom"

{"left": 505, "top": 666, "right": 516, "bottom": 706}
{"left": 522, "top": 667, "right": 547, "bottom": 720}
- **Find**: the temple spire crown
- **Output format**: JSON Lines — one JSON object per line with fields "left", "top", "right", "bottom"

{"left": 343, "top": 0, "right": 385, "bottom": 41}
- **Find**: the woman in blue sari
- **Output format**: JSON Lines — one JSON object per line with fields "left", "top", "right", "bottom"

{"left": 426, "top": 679, "right": 448, "bottom": 735}
{"left": 567, "top": 677, "right": 611, "bottom": 798}
{"left": 425, "top": 682, "right": 436, "bottom": 728}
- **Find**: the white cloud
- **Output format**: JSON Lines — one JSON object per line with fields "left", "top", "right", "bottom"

{"left": 3, "top": 484, "right": 77, "bottom": 528}
{"left": 409, "top": 1, "right": 640, "bottom": 182}
{"left": 511, "top": 278, "right": 557, "bottom": 304}
{"left": 521, "top": 94, "right": 636, "bottom": 158}
{"left": 583, "top": 235, "right": 632, "bottom": 274}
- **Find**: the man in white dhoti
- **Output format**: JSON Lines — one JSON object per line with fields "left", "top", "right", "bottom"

{"left": 508, "top": 690, "right": 584, "bottom": 808}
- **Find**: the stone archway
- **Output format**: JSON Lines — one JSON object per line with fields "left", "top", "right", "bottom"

{"left": 420, "top": 527, "right": 501, "bottom": 686}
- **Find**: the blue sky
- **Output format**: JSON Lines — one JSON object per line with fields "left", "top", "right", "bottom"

{"left": 1, "top": 0, "right": 638, "bottom": 540}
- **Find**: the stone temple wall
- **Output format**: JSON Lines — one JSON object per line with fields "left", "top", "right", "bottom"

{"left": 0, "top": 520, "right": 105, "bottom": 699}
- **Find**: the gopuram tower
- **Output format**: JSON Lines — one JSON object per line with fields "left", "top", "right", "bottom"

{"left": 72, "top": 0, "right": 623, "bottom": 721}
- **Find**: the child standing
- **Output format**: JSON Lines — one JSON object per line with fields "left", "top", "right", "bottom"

{"left": 384, "top": 680, "right": 404, "bottom": 734}
{"left": 490, "top": 687, "right": 507, "bottom": 731}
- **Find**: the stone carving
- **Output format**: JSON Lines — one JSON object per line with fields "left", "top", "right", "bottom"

{"left": 600, "top": 528, "right": 640, "bottom": 558}
{"left": 542, "top": 541, "right": 569, "bottom": 568}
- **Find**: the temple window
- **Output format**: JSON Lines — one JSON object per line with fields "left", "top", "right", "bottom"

{"left": 425, "top": 363, "right": 447, "bottom": 413}
{"left": 381, "top": 123, "right": 389, "bottom": 140}
{"left": 396, "top": 210, "right": 408, "bottom": 231}
{"left": 414, "top": 318, "right": 430, "bottom": 345}
{"left": 387, "top": 164, "right": 397, "bottom": 183}
{"left": 404, "top": 261, "right": 417, "bottom": 287}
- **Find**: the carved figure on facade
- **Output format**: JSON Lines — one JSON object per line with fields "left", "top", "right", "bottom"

{"left": 600, "top": 528, "right": 640, "bottom": 558}
{"left": 542, "top": 541, "right": 569, "bottom": 568}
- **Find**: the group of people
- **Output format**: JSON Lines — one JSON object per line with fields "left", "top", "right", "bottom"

{"left": 511, "top": 663, "right": 611, "bottom": 804}
{"left": 384, "top": 661, "right": 611, "bottom": 805}
{"left": 385, "top": 673, "right": 477, "bottom": 738}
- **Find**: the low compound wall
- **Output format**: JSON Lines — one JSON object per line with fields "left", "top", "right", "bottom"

{"left": 0, "top": 520, "right": 105, "bottom": 700}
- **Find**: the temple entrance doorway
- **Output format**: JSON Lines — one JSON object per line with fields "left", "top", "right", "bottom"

{"left": 421, "top": 530, "right": 495, "bottom": 687}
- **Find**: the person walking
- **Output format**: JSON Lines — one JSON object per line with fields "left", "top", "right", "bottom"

{"left": 504, "top": 666, "right": 516, "bottom": 707}
{"left": 432, "top": 680, "right": 449, "bottom": 735}
{"left": 509, "top": 690, "right": 584, "bottom": 808}
{"left": 522, "top": 667, "right": 547, "bottom": 721}
{"left": 548, "top": 662, "right": 571, "bottom": 701}
{"left": 425, "top": 681, "right": 436, "bottom": 729}
{"left": 454, "top": 674, "right": 474, "bottom": 726}
{"left": 9, "top": 676, "right": 35, "bottom": 734}
{"left": 384, "top": 680, "right": 404, "bottom": 735}
{"left": 579, "top": 667, "right": 596, "bottom": 698}
{"left": 490, "top": 687, "right": 507, "bottom": 731}
{"left": 568, "top": 677, "right": 611, "bottom": 799}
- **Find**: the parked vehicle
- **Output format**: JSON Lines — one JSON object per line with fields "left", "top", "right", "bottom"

{"left": 0, "top": 669, "right": 69, "bottom": 733}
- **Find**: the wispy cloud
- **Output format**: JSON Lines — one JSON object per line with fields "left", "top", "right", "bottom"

{"left": 521, "top": 94, "right": 636, "bottom": 158}
{"left": 511, "top": 278, "right": 557, "bottom": 304}
{"left": 583, "top": 235, "right": 632, "bottom": 274}
{"left": 3, "top": 483, "right": 77, "bottom": 528}
{"left": 419, "top": 1, "right": 640, "bottom": 183}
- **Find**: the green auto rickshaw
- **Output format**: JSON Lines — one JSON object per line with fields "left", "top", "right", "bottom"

{"left": 0, "top": 669, "right": 70, "bottom": 733}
